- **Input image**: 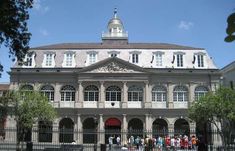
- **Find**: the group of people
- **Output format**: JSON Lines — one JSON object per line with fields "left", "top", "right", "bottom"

{"left": 108, "top": 134, "right": 199, "bottom": 151}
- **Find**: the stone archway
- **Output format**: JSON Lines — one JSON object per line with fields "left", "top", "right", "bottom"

{"left": 174, "top": 118, "right": 190, "bottom": 136}
{"left": 38, "top": 121, "right": 52, "bottom": 142}
{"left": 152, "top": 118, "right": 168, "bottom": 137}
{"left": 128, "top": 118, "right": 143, "bottom": 138}
{"left": 105, "top": 118, "right": 121, "bottom": 144}
{"left": 59, "top": 118, "right": 74, "bottom": 143}
{"left": 83, "top": 117, "right": 97, "bottom": 144}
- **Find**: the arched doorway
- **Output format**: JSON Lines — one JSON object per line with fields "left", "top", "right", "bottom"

{"left": 83, "top": 118, "right": 98, "bottom": 144}
{"left": 38, "top": 121, "right": 52, "bottom": 142}
{"left": 152, "top": 118, "right": 168, "bottom": 137}
{"left": 59, "top": 118, "right": 74, "bottom": 143}
{"left": 174, "top": 119, "right": 190, "bottom": 136}
{"left": 105, "top": 118, "right": 121, "bottom": 144}
{"left": 128, "top": 118, "right": 143, "bottom": 138}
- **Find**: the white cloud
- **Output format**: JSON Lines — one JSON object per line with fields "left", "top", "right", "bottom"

{"left": 178, "top": 21, "right": 194, "bottom": 30}
{"left": 39, "top": 29, "right": 49, "bottom": 36}
{"left": 33, "top": 0, "right": 49, "bottom": 13}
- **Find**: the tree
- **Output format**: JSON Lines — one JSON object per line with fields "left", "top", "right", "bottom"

{"left": 0, "top": 0, "right": 33, "bottom": 77}
{"left": 225, "top": 12, "right": 235, "bottom": 42}
{"left": 189, "top": 87, "right": 235, "bottom": 150}
{"left": 0, "top": 90, "right": 57, "bottom": 151}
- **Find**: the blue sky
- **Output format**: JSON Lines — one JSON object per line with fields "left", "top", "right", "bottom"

{"left": 0, "top": 0, "right": 235, "bottom": 82}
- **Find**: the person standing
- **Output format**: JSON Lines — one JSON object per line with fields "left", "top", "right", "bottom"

{"left": 108, "top": 136, "right": 114, "bottom": 150}
{"left": 116, "top": 136, "right": 121, "bottom": 146}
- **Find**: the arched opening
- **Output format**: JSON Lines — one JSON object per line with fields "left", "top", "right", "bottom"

{"left": 59, "top": 118, "right": 74, "bottom": 143}
{"left": 38, "top": 121, "right": 52, "bottom": 142}
{"left": 105, "top": 118, "right": 121, "bottom": 144}
{"left": 83, "top": 118, "right": 98, "bottom": 144}
{"left": 196, "top": 122, "right": 215, "bottom": 146}
{"left": 174, "top": 119, "right": 190, "bottom": 136}
{"left": 152, "top": 119, "right": 168, "bottom": 137}
{"left": 128, "top": 118, "right": 143, "bottom": 138}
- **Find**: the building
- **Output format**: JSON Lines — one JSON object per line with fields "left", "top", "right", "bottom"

{"left": 221, "top": 61, "right": 235, "bottom": 89}
{"left": 6, "top": 9, "right": 221, "bottom": 144}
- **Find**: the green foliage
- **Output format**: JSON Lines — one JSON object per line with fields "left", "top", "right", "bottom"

{"left": 189, "top": 87, "right": 235, "bottom": 146}
{"left": 13, "top": 91, "right": 57, "bottom": 129}
{"left": 189, "top": 87, "right": 235, "bottom": 124}
{"left": 0, "top": 0, "right": 33, "bottom": 76}
{"left": 225, "top": 12, "right": 235, "bottom": 42}
{"left": 0, "top": 90, "right": 57, "bottom": 129}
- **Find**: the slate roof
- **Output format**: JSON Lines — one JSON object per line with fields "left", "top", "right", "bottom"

{"left": 31, "top": 43, "right": 204, "bottom": 50}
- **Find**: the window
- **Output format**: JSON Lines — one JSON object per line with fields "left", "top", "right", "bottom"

{"left": 62, "top": 52, "right": 75, "bottom": 67}
{"left": 197, "top": 55, "right": 204, "bottom": 67}
{"left": 128, "top": 85, "right": 143, "bottom": 101}
{"left": 176, "top": 54, "right": 183, "bottom": 67}
{"left": 110, "top": 53, "right": 117, "bottom": 57}
{"left": 20, "top": 85, "right": 33, "bottom": 92}
{"left": 84, "top": 85, "right": 99, "bottom": 101}
{"left": 89, "top": 53, "right": 97, "bottom": 64}
{"left": 132, "top": 54, "right": 139, "bottom": 64}
{"left": 155, "top": 53, "right": 163, "bottom": 66}
{"left": 152, "top": 86, "right": 167, "bottom": 102}
{"left": 45, "top": 54, "right": 53, "bottom": 66}
{"left": 41, "top": 85, "right": 54, "bottom": 101}
{"left": 194, "top": 86, "right": 208, "bottom": 101}
{"left": 173, "top": 86, "right": 188, "bottom": 102}
{"left": 105, "top": 86, "right": 121, "bottom": 101}
{"left": 65, "top": 53, "right": 73, "bottom": 66}
{"left": 61, "top": 85, "right": 75, "bottom": 101}
{"left": 25, "top": 54, "right": 33, "bottom": 66}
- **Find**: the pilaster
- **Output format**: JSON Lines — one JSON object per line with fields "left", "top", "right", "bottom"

{"left": 121, "top": 114, "right": 127, "bottom": 145}
{"left": 144, "top": 82, "right": 151, "bottom": 108}
{"left": 99, "top": 81, "right": 105, "bottom": 108}
{"left": 122, "top": 81, "right": 127, "bottom": 108}
{"left": 167, "top": 83, "right": 174, "bottom": 108}
{"left": 76, "top": 82, "right": 83, "bottom": 108}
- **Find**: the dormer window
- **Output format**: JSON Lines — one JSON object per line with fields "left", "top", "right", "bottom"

{"left": 193, "top": 52, "right": 206, "bottom": 68}
{"left": 132, "top": 54, "right": 139, "bottom": 63}
{"left": 153, "top": 51, "right": 164, "bottom": 67}
{"left": 23, "top": 52, "right": 36, "bottom": 67}
{"left": 86, "top": 51, "right": 98, "bottom": 66}
{"left": 62, "top": 51, "right": 76, "bottom": 67}
{"left": 108, "top": 51, "right": 120, "bottom": 58}
{"left": 173, "top": 52, "right": 185, "bottom": 67}
{"left": 42, "top": 52, "right": 55, "bottom": 67}
{"left": 45, "top": 54, "right": 53, "bottom": 66}
{"left": 177, "top": 54, "right": 183, "bottom": 67}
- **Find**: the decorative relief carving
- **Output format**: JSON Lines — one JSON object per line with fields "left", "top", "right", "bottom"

{"left": 90, "top": 62, "right": 136, "bottom": 73}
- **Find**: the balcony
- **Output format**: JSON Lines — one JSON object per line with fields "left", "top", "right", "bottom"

{"left": 173, "top": 102, "right": 188, "bottom": 108}
{"left": 83, "top": 101, "right": 98, "bottom": 108}
{"left": 152, "top": 102, "right": 167, "bottom": 108}
{"left": 127, "top": 102, "right": 142, "bottom": 108}
{"left": 105, "top": 101, "right": 121, "bottom": 108}
{"left": 60, "top": 101, "right": 75, "bottom": 108}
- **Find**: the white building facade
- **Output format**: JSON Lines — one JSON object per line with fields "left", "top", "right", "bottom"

{"left": 7, "top": 10, "right": 221, "bottom": 144}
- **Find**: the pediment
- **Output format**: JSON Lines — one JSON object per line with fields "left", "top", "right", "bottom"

{"left": 80, "top": 57, "right": 146, "bottom": 73}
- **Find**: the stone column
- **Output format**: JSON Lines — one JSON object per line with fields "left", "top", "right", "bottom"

{"left": 189, "top": 121, "right": 196, "bottom": 137}
{"left": 52, "top": 118, "right": 59, "bottom": 143}
{"left": 32, "top": 123, "right": 38, "bottom": 143}
{"left": 188, "top": 83, "right": 196, "bottom": 107}
{"left": 99, "top": 81, "right": 105, "bottom": 108}
{"left": 122, "top": 81, "right": 128, "bottom": 108}
{"left": 76, "top": 82, "right": 83, "bottom": 108}
{"left": 167, "top": 83, "right": 174, "bottom": 108}
{"left": 76, "top": 114, "right": 83, "bottom": 144}
{"left": 121, "top": 114, "right": 128, "bottom": 145}
{"left": 98, "top": 114, "right": 105, "bottom": 144}
{"left": 145, "top": 114, "right": 153, "bottom": 137}
{"left": 144, "top": 82, "right": 151, "bottom": 108}
{"left": 5, "top": 115, "right": 17, "bottom": 142}
{"left": 54, "top": 83, "right": 61, "bottom": 107}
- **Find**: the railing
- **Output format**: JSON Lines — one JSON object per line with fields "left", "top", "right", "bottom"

{"left": 0, "top": 128, "right": 234, "bottom": 151}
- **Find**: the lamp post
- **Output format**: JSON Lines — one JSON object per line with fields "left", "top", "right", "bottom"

{"left": 94, "top": 116, "right": 98, "bottom": 151}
